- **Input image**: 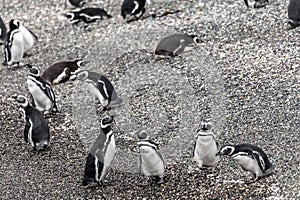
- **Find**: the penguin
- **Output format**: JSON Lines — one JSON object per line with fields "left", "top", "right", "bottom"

{"left": 216, "top": 144, "right": 275, "bottom": 183}
{"left": 0, "top": 17, "right": 7, "bottom": 45}
{"left": 27, "top": 64, "right": 58, "bottom": 114}
{"left": 155, "top": 34, "right": 201, "bottom": 57}
{"left": 3, "top": 19, "right": 24, "bottom": 67}
{"left": 10, "top": 19, "right": 38, "bottom": 55}
{"left": 65, "top": 8, "right": 112, "bottom": 25}
{"left": 121, "top": 0, "right": 150, "bottom": 21}
{"left": 41, "top": 59, "right": 83, "bottom": 85}
{"left": 137, "top": 130, "right": 165, "bottom": 184}
{"left": 82, "top": 115, "right": 115, "bottom": 186}
{"left": 288, "top": 0, "right": 300, "bottom": 29}
{"left": 11, "top": 94, "right": 50, "bottom": 151}
{"left": 74, "top": 70, "right": 123, "bottom": 110}
{"left": 192, "top": 122, "right": 220, "bottom": 168}
{"left": 244, "top": 0, "right": 268, "bottom": 8}
{"left": 65, "top": 0, "right": 85, "bottom": 8}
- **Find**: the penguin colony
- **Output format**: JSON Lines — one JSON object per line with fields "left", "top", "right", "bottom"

{"left": 3, "top": 0, "right": 297, "bottom": 190}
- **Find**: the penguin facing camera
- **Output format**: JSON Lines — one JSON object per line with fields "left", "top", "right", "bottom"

{"left": 216, "top": 143, "right": 275, "bottom": 183}
{"left": 121, "top": 0, "right": 151, "bottom": 22}
{"left": 287, "top": 0, "right": 300, "bottom": 29}
{"left": 193, "top": 121, "right": 219, "bottom": 169}
{"left": 82, "top": 115, "right": 115, "bottom": 186}
{"left": 73, "top": 69, "right": 123, "bottom": 111}
{"left": 155, "top": 33, "right": 201, "bottom": 57}
{"left": 244, "top": 0, "right": 268, "bottom": 8}
{"left": 10, "top": 19, "right": 38, "bottom": 56}
{"left": 10, "top": 94, "right": 50, "bottom": 151}
{"left": 137, "top": 130, "right": 165, "bottom": 184}
{"left": 65, "top": 7, "right": 112, "bottom": 25}
{"left": 3, "top": 19, "right": 24, "bottom": 68}
{"left": 27, "top": 64, "right": 58, "bottom": 114}
{"left": 0, "top": 17, "right": 7, "bottom": 45}
{"left": 41, "top": 59, "right": 83, "bottom": 85}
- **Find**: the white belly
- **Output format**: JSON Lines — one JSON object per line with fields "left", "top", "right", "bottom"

{"left": 27, "top": 79, "right": 52, "bottom": 112}
{"left": 140, "top": 147, "right": 164, "bottom": 177}
{"left": 20, "top": 26, "right": 34, "bottom": 53}
{"left": 10, "top": 32, "right": 24, "bottom": 63}
{"left": 99, "top": 136, "right": 115, "bottom": 180}
{"left": 86, "top": 83, "right": 108, "bottom": 106}
{"left": 193, "top": 137, "right": 219, "bottom": 167}
{"left": 234, "top": 155, "right": 263, "bottom": 177}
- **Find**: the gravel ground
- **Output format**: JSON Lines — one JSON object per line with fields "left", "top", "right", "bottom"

{"left": 0, "top": 0, "right": 299, "bottom": 199}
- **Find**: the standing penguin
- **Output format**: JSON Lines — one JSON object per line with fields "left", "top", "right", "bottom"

{"left": 11, "top": 94, "right": 50, "bottom": 151}
{"left": 3, "top": 19, "right": 24, "bottom": 67}
{"left": 41, "top": 59, "right": 83, "bottom": 85}
{"left": 288, "top": 0, "right": 300, "bottom": 29}
{"left": 0, "top": 17, "right": 7, "bottom": 45}
{"left": 10, "top": 19, "right": 38, "bottom": 55}
{"left": 216, "top": 144, "right": 275, "bottom": 183}
{"left": 82, "top": 115, "right": 115, "bottom": 186}
{"left": 155, "top": 34, "right": 201, "bottom": 57}
{"left": 121, "top": 0, "right": 150, "bottom": 21}
{"left": 65, "top": 8, "right": 112, "bottom": 25}
{"left": 244, "top": 0, "right": 268, "bottom": 8}
{"left": 137, "top": 130, "right": 165, "bottom": 184}
{"left": 193, "top": 122, "right": 219, "bottom": 168}
{"left": 27, "top": 64, "right": 58, "bottom": 114}
{"left": 74, "top": 70, "right": 123, "bottom": 110}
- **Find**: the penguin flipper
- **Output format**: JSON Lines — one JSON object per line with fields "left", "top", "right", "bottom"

{"left": 24, "top": 120, "right": 30, "bottom": 143}
{"left": 28, "top": 28, "right": 38, "bottom": 40}
{"left": 97, "top": 80, "right": 109, "bottom": 102}
{"left": 250, "top": 151, "right": 266, "bottom": 173}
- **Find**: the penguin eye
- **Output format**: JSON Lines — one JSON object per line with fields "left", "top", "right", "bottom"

{"left": 193, "top": 37, "right": 200, "bottom": 44}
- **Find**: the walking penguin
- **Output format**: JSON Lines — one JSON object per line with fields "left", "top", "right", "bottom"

{"left": 121, "top": 0, "right": 150, "bottom": 22}
{"left": 73, "top": 69, "right": 123, "bottom": 111}
{"left": 27, "top": 64, "right": 58, "bottom": 114}
{"left": 137, "top": 130, "right": 165, "bottom": 184}
{"left": 216, "top": 143, "right": 275, "bottom": 183}
{"left": 82, "top": 115, "right": 116, "bottom": 186}
{"left": 11, "top": 94, "right": 50, "bottom": 151}
{"left": 193, "top": 122, "right": 220, "bottom": 169}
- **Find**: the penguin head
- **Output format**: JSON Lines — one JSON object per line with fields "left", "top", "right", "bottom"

{"left": 74, "top": 70, "right": 89, "bottom": 81}
{"left": 9, "top": 19, "right": 20, "bottom": 30}
{"left": 65, "top": 12, "right": 75, "bottom": 20}
{"left": 190, "top": 35, "right": 201, "bottom": 45}
{"left": 216, "top": 145, "right": 235, "bottom": 156}
{"left": 101, "top": 115, "right": 114, "bottom": 129}
{"left": 75, "top": 59, "right": 83, "bottom": 68}
{"left": 27, "top": 64, "right": 41, "bottom": 76}
{"left": 137, "top": 130, "right": 149, "bottom": 140}
{"left": 199, "top": 121, "right": 211, "bottom": 131}
{"left": 11, "top": 94, "right": 28, "bottom": 108}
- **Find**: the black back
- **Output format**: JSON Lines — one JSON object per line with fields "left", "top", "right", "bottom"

{"left": 0, "top": 17, "right": 7, "bottom": 44}
{"left": 289, "top": 0, "right": 300, "bottom": 22}
{"left": 82, "top": 153, "right": 104, "bottom": 186}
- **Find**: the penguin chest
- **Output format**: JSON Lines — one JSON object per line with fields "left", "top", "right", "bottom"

{"left": 194, "top": 138, "right": 219, "bottom": 167}
{"left": 27, "top": 79, "right": 51, "bottom": 109}
{"left": 102, "top": 135, "right": 116, "bottom": 167}
{"left": 233, "top": 155, "right": 263, "bottom": 176}
{"left": 87, "top": 83, "right": 101, "bottom": 98}
{"left": 21, "top": 28, "right": 34, "bottom": 52}
{"left": 10, "top": 32, "right": 24, "bottom": 61}
{"left": 139, "top": 147, "right": 164, "bottom": 176}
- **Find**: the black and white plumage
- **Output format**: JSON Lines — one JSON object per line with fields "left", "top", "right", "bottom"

{"left": 193, "top": 122, "right": 220, "bottom": 168}
{"left": 65, "top": 7, "right": 112, "bottom": 25}
{"left": 10, "top": 19, "right": 38, "bottom": 54}
{"left": 155, "top": 34, "right": 201, "bottom": 57}
{"left": 3, "top": 19, "right": 24, "bottom": 67}
{"left": 82, "top": 115, "right": 115, "bottom": 186}
{"left": 121, "top": 0, "right": 150, "bottom": 20}
{"left": 0, "top": 17, "right": 7, "bottom": 45}
{"left": 65, "top": 0, "right": 85, "bottom": 8}
{"left": 41, "top": 59, "right": 83, "bottom": 85}
{"left": 244, "top": 0, "right": 268, "bottom": 8}
{"left": 217, "top": 144, "right": 275, "bottom": 182}
{"left": 74, "top": 70, "right": 123, "bottom": 109}
{"left": 27, "top": 64, "right": 58, "bottom": 114}
{"left": 288, "top": 0, "right": 300, "bottom": 29}
{"left": 137, "top": 130, "right": 165, "bottom": 184}
{"left": 11, "top": 94, "right": 50, "bottom": 151}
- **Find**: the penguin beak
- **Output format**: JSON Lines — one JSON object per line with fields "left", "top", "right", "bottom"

{"left": 215, "top": 151, "right": 221, "bottom": 156}
{"left": 26, "top": 64, "right": 32, "bottom": 69}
